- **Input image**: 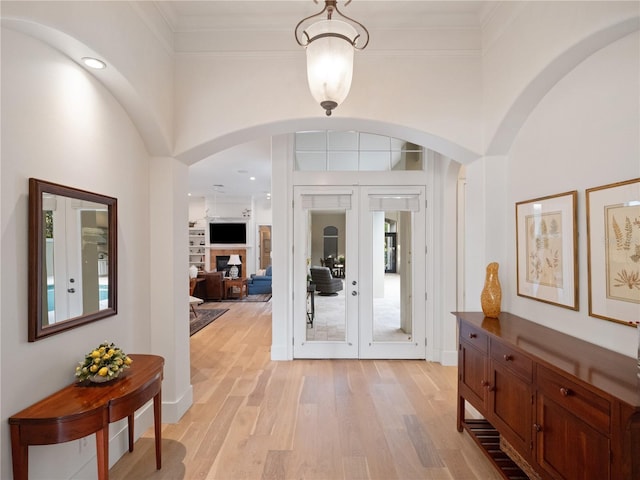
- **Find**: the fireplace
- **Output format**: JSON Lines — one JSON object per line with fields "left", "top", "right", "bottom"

{"left": 216, "top": 255, "right": 243, "bottom": 278}
{"left": 210, "top": 248, "right": 246, "bottom": 276}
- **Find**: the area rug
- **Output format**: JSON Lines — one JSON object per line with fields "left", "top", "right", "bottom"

{"left": 189, "top": 308, "right": 228, "bottom": 336}
{"left": 225, "top": 293, "right": 272, "bottom": 302}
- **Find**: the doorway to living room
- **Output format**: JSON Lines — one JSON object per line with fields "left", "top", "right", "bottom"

{"left": 293, "top": 186, "right": 426, "bottom": 359}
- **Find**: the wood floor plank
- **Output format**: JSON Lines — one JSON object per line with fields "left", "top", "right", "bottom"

{"left": 383, "top": 427, "right": 433, "bottom": 479}
{"left": 342, "top": 455, "right": 370, "bottom": 480}
{"left": 288, "top": 403, "right": 320, "bottom": 479}
{"left": 246, "top": 368, "right": 273, "bottom": 407}
{"left": 206, "top": 405, "right": 261, "bottom": 480}
{"left": 109, "top": 301, "right": 505, "bottom": 480}
{"left": 261, "top": 450, "right": 289, "bottom": 480}
{"left": 188, "top": 395, "right": 244, "bottom": 479}
{"left": 404, "top": 414, "right": 446, "bottom": 468}
{"left": 335, "top": 366, "right": 367, "bottom": 458}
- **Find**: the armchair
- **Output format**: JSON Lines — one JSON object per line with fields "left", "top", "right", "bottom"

{"left": 196, "top": 271, "right": 224, "bottom": 301}
{"left": 310, "top": 266, "right": 343, "bottom": 296}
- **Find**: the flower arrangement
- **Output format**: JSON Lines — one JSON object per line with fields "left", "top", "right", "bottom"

{"left": 75, "top": 341, "right": 133, "bottom": 383}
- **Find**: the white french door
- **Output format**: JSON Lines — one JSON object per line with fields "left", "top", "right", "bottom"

{"left": 293, "top": 186, "right": 426, "bottom": 359}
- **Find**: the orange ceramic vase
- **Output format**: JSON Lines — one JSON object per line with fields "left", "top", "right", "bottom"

{"left": 481, "top": 262, "right": 501, "bottom": 318}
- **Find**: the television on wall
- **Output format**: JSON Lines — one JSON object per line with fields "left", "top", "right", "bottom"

{"left": 209, "top": 222, "right": 247, "bottom": 244}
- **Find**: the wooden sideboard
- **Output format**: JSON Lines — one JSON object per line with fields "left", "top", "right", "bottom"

{"left": 454, "top": 312, "right": 640, "bottom": 480}
{"left": 8, "top": 354, "right": 164, "bottom": 480}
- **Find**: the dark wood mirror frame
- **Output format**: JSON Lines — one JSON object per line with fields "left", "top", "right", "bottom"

{"left": 28, "top": 178, "right": 118, "bottom": 341}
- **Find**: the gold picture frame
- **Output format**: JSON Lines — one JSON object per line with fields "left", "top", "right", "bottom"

{"left": 516, "top": 191, "right": 578, "bottom": 310}
{"left": 586, "top": 178, "right": 640, "bottom": 325}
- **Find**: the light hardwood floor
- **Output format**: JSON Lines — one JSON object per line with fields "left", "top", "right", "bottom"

{"left": 110, "top": 301, "right": 502, "bottom": 480}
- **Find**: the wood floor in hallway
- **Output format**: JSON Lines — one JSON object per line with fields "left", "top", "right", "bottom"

{"left": 110, "top": 301, "right": 502, "bottom": 480}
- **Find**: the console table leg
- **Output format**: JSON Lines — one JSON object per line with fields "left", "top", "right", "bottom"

{"left": 153, "top": 390, "right": 162, "bottom": 469}
{"left": 95, "top": 427, "right": 109, "bottom": 480}
{"left": 127, "top": 414, "right": 134, "bottom": 452}
{"left": 457, "top": 396, "right": 465, "bottom": 432}
{"left": 10, "top": 424, "right": 28, "bottom": 480}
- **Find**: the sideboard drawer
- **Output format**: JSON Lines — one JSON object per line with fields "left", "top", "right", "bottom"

{"left": 459, "top": 322, "right": 488, "bottom": 353}
{"left": 490, "top": 340, "right": 532, "bottom": 381}
{"left": 537, "top": 365, "right": 610, "bottom": 434}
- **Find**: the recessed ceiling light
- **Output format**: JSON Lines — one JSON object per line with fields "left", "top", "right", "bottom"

{"left": 250, "top": 176, "right": 256, "bottom": 181}
{"left": 188, "top": 193, "right": 192, "bottom": 196}
{"left": 81, "top": 57, "right": 106, "bottom": 69}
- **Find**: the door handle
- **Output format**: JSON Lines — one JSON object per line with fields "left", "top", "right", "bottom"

{"left": 67, "top": 288, "right": 75, "bottom": 293}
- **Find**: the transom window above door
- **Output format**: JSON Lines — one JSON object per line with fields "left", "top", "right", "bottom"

{"left": 295, "top": 131, "right": 423, "bottom": 172}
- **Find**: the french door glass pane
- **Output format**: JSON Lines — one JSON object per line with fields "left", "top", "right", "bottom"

{"left": 373, "top": 210, "right": 413, "bottom": 342}
{"left": 305, "top": 211, "right": 346, "bottom": 342}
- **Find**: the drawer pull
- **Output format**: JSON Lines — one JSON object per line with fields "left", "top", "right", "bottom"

{"left": 560, "top": 387, "right": 571, "bottom": 397}
{"left": 481, "top": 380, "right": 489, "bottom": 387}
{"left": 533, "top": 423, "right": 542, "bottom": 432}
{"left": 468, "top": 332, "right": 477, "bottom": 339}
{"left": 503, "top": 354, "right": 513, "bottom": 361}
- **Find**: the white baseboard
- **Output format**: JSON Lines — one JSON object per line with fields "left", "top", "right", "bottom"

{"left": 163, "top": 384, "right": 193, "bottom": 423}
{"left": 441, "top": 349, "right": 458, "bottom": 366}
{"left": 270, "top": 344, "right": 290, "bottom": 360}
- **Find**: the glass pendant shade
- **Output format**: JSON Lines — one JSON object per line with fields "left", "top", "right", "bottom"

{"left": 305, "top": 20, "right": 357, "bottom": 116}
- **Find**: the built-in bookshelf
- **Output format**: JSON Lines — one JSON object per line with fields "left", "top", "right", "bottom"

{"left": 188, "top": 227, "right": 207, "bottom": 272}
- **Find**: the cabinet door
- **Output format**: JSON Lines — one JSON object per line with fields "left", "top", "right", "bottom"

{"left": 489, "top": 362, "right": 533, "bottom": 458}
{"left": 536, "top": 392, "right": 610, "bottom": 479}
{"left": 459, "top": 340, "right": 488, "bottom": 412}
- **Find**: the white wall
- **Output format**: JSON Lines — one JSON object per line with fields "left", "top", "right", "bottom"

{"left": 1, "top": 0, "right": 175, "bottom": 155}
{"left": 270, "top": 135, "right": 295, "bottom": 360}
{"left": 466, "top": 29, "right": 640, "bottom": 357}
{"left": 0, "top": 29, "right": 152, "bottom": 479}
{"left": 504, "top": 31, "right": 640, "bottom": 356}
{"left": 173, "top": 52, "right": 483, "bottom": 159}
{"left": 149, "top": 157, "right": 193, "bottom": 426}
{"left": 483, "top": 1, "right": 639, "bottom": 153}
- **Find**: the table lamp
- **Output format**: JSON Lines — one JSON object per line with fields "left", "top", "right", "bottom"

{"left": 227, "top": 254, "right": 241, "bottom": 279}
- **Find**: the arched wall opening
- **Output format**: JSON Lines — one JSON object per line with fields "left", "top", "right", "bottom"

{"left": 184, "top": 121, "right": 465, "bottom": 364}
{"left": 486, "top": 17, "right": 639, "bottom": 155}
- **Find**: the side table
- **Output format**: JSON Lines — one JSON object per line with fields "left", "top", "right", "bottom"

{"left": 9, "top": 354, "right": 164, "bottom": 480}
{"left": 223, "top": 277, "right": 248, "bottom": 300}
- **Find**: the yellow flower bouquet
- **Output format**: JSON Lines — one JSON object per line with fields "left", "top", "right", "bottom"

{"left": 75, "top": 341, "right": 133, "bottom": 383}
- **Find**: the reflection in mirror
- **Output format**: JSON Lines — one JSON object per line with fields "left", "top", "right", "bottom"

{"left": 305, "top": 210, "right": 346, "bottom": 342}
{"left": 373, "top": 211, "right": 412, "bottom": 342}
{"left": 29, "top": 179, "right": 117, "bottom": 341}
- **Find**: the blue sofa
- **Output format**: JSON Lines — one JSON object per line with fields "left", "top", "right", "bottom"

{"left": 247, "top": 266, "right": 272, "bottom": 295}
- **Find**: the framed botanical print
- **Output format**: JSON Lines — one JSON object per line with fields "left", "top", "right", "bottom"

{"left": 586, "top": 178, "right": 640, "bottom": 325}
{"left": 516, "top": 191, "right": 578, "bottom": 310}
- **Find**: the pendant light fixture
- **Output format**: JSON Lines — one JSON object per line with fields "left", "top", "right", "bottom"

{"left": 295, "top": 0, "right": 369, "bottom": 116}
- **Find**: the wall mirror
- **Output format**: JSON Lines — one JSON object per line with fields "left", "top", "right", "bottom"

{"left": 28, "top": 178, "right": 117, "bottom": 341}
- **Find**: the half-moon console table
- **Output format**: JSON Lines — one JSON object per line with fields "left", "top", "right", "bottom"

{"left": 8, "top": 354, "right": 164, "bottom": 480}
